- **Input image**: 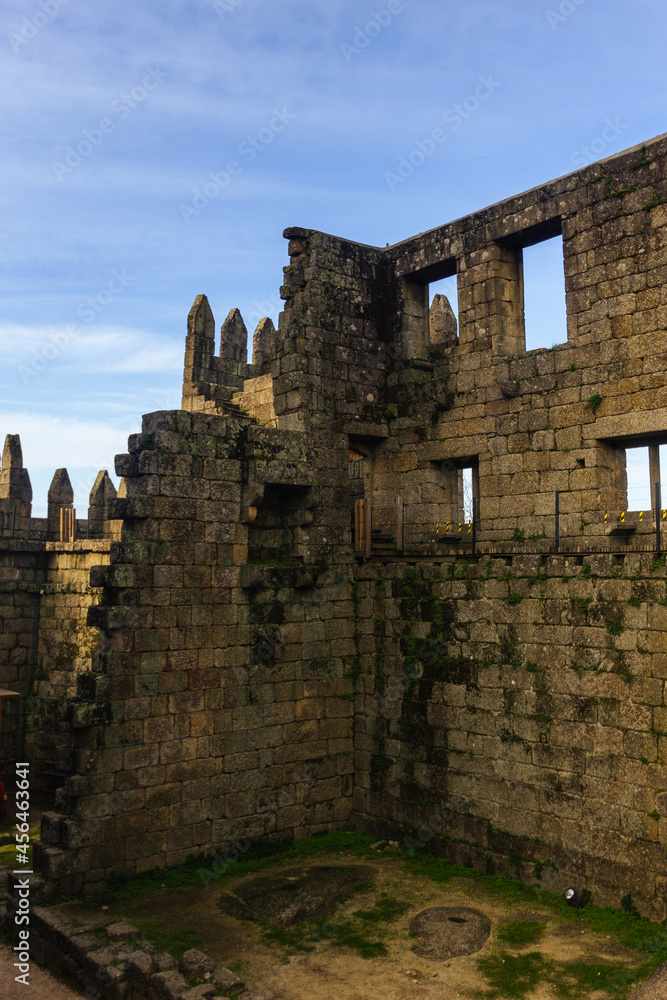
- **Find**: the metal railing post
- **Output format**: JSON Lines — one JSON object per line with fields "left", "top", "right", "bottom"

{"left": 472, "top": 498, "right": 477, "bottom": 556}
{"left": 364, "top": 500, "right": 372, "bottom": 559}
{"left": 354, "top": 499, "right": 364, "bottom": 553}
{"left": 656, "top": 482, "right": 661, "bottom": 553}
{"left": 396, "top": 498, "right": 404, "bottom": 553}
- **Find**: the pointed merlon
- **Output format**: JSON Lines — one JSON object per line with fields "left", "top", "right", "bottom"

{"left": 48, "top": 468, "right": 74, "bottom": 507}
{"left": 88, "top": 470, "right": 117, "bottom": 533}
{"left": 89, "top": 470, "right": 117, "bottom": 507}
{"left": 187, "top": 294, "right": 215, "bottom": 342}
{"left": 0, "top": 434, "right": 32, "bottom": 502}
{"left": 47, "top": 468, "right": 73, "bottom": 539}
{"left": 183, "top": 294, "right": 216, "bottom": 404}
{"left": 252, "top": 317, "right": 276, "bottom": 372}
{"left": 2, "top": 434, "right": 23, "bottom": 470}
{"left": 220, "top": 308, "right": 248, "bottom": 364}
{"left": 429, "top": 293, "right": 458, "bottom": 345}
{"left": 185, "top": 294, "right": 215, "bottom": 368}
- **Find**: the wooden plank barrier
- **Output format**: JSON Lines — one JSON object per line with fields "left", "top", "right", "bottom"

{"left": 59, "top": 507, "right": 76, "bottom": 543}
{"left": 354, "top": 499, "right": 365, "bottom": 553}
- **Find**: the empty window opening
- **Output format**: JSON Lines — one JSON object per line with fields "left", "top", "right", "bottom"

{"left": 462, "top": 467, "right": 474, "bottom": 522}
{"left": 626, "top": 447, "right": 650, "bottom": 510}
{"left": 625, "top": 444, "right": 667, "bottom": 510}
{"left": 435, "top": 457, "right": 478, "bottom": 526}
{"left": 522, "top": 235, "right": 567, "bottom": 351}
{"left": 402, "top": 258, "right": 458, "bottom": 357}
{"left": 429, "top": 275, "right": 458, "bottom": 345}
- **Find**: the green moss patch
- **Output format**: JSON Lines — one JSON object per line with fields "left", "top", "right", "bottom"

{"left": 475, "top": 951, "right": 547, "bottom": 999}
{"left": 497, "top": 919, "right": 545, "bottom": 947}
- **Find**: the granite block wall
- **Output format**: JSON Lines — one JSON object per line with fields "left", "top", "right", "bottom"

{"left": 4, "top": 130, "right": 666, "bottom": 917}
{"left": 350, "top": 552, "right": 667, "bottom": 920}
{"left": 0, "top": 540, "right": 109, "bottom": 784}
{"left": 35, "top": 410, "right": 356, "bottom": 895}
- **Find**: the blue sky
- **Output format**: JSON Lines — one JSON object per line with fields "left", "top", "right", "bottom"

{"left": 1, "top": 0, "right": 666, "bottom": 513}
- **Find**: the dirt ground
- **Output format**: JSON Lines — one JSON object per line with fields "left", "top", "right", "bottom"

{"left": 0, "top": 940, "right": 84, "bottom": 1000}
{"left": 1, "top": 804, "right": 664, "bottom": 998}
{"left": 60, "top": 849, "right": 661, "bottom": 1000}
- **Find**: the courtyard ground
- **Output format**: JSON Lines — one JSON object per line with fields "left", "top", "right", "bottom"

{"left": 49, "top": 829, "right": 667, "bottom": 1000}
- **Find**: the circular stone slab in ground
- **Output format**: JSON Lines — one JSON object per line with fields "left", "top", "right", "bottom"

{"left": 410, "top": 907, "right": 491, "bottom": 960}
{"left": 217, "top": 865, "right": 375, "bottom": 927}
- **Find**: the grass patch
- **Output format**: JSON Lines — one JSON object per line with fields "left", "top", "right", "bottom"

{"left": 0, "top": 827, "right": 39, "bottom": 868}
{"left": 477, "top": 950, "right": 644, "bottom": 1000}
{"left": 326, "top": 920, "right": 388, "bottom": 958}
{"left": 406, "top": 852, "right": 667, "bottom": 994}
{"left": 355, "top": 894, "right": 409, "bottom": 924}
{"left": 475, "top": 951, "right": 547, "bottom": 998}
{"left": 497, "top": 919, "right": 545, "bottom": 946}
{"left": 263, "top": 899, "right": 405, "bottom": 961}
{"left": 288, "top": 828, "right": 377, "bottom": 859}
{"left": 262, "top": 925, "right": 316, "bottom": 953}
{"left": 83, "top": 828, "right": 378, "bottom": 906}
{"left": 553, "top": 960, "right": 644, "bottom": 998}
{"left": 405, "top": 852, "right": 667, "bottom": 951}
{"left": 0, "top": 840, "right": 33, "bottom": 866}
{"left": 132, "top": 919, "right": 203, "bottom": 961}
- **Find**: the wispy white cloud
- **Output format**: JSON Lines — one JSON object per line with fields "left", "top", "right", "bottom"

{"left": 0, "top": 323, "right": 183, "bottom": 375}
{"left": 0, "top": 409, "right": 132, "bottom": 510}
{"left": 0, "top": 411, "right": 129, "bottom": 471}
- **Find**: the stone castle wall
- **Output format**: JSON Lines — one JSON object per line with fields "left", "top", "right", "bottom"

{"left": 35, "top": 410, "right": 355, "bottom": 891}
{"left": 372, "top": 137, "right": 667, "bottom": 550}
{"left": 350, "top": 552, "right": 667, "bottom": 921}
{"left": 0, "top": 540, "right": 109, "bottom": 785}
{"left": 2, "top": 132, "right": 667, "bottom": 916}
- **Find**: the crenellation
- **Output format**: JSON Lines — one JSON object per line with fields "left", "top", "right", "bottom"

{"left": 219, "top": 307, "right": 248, "bottom": 367}
{"left": 0, "top": 433, "right": 33, "bottom": 538}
